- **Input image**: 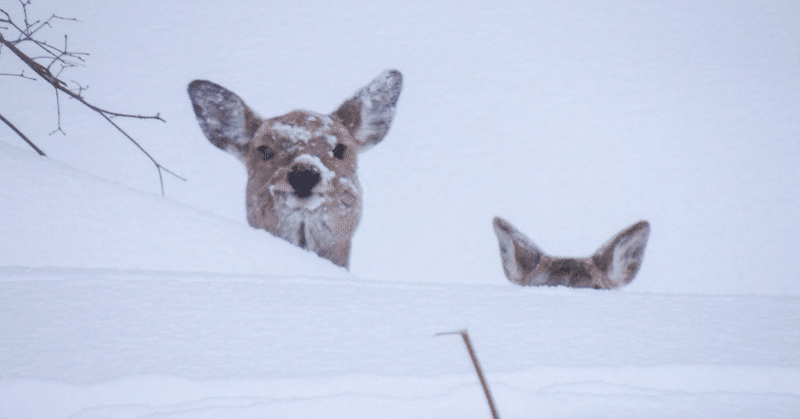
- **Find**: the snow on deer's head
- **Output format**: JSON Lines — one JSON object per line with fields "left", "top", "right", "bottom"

{"left": 493, "top": 217, "right": 650, "bottom": 289}
{"left": 188, "top": 70, "right": 403, "bottom": 268}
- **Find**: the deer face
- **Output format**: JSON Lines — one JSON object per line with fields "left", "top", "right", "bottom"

{"left": 188, "top": 70, "right": 402, "bottom": 268}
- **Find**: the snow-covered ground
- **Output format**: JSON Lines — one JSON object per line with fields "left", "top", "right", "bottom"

{"left": 1, "top": 0, "right": 799, "bottom": 417}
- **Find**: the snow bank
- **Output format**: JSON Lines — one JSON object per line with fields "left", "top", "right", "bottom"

{"left": 2, "top": 145, "right": 797, "bottom": 417}
{"left": 0, "top": 142, "right": 350, "bottom": 279}
{"left": 2, "top": 267, "right": 799, "bottom": 417}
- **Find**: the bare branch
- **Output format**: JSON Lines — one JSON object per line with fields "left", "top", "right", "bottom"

{"left": 0, "top": 70, "right": 36, "bottom": 80}
{"left": 20, "top": 0, "right": 31, "bottom": 30}
{"left": 96, "top": 110, "right": 186, "bottom": 195}
{"left": 436, "top": 330, "right": 501, "bottom": 419}
{"left": 0, "top": 113, "right": 46, "bottom": 156}
{"left": 0, "top": 2, "right": 183, "bottom": 195}
{"left": 29, "top": 14, "right": 79, "bottom": 39}
{"left": 69, "top": 79, "right": 87, "bottom": 95}
{"left": 48, "top": 87, "right": 65, "bottom": 135}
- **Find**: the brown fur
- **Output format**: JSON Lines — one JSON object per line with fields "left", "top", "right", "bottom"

{"left": 493, "top": 217, "right": 650, "bottom": 289}
{"left": 188, "top": 70, "right": 402, "bottom": 268}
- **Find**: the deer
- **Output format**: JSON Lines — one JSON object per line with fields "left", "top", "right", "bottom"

{"left": 492, "top": 217, "right": 650, "bottom": 289}
{"left": 188, "top": 70, "right": 403, "bottom": 268}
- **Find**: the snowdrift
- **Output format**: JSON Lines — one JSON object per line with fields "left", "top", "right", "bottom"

{"left": 2, "top": 143, "right": 799, "bottom": 418}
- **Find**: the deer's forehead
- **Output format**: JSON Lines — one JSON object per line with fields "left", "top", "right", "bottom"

{"left": 534, "top": 257, "right": 603, "bottom": 288}
{"left": 256, "top": 110, "right": 354, "bottom": 150}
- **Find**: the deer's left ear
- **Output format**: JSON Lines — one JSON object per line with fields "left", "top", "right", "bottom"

{"left": 331, "top": 69, "right": 402, "bottom": 152}
{"left": 493, "top": 217, "right": 544, "bottom": 286}
{"left": 188, "top": 80, "right": 262, "bottom": 161}
{"left": 592, "top": 221, "right": 650, "bottom": 288}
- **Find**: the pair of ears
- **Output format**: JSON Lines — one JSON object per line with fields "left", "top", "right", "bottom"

{"left": 187, "top": 70, "right": 403, "bottom": 158}
{"left": 493, "top": 217, "right": 651, "bottom": 288}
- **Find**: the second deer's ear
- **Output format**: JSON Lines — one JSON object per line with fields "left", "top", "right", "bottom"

{"left": 493, "top": 217, "right": 544, "bottom": 286}
{"left": 188, "top": 80, "right": 262, "bottom": 160}
{"left": 591, "top": 221, "right": 650, "bottom": 288}
{"left": 331, "top": 69, "right": 402, "bottom": 152}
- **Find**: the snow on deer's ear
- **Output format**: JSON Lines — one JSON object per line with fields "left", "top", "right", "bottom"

{"left": 493, "top": 217, "right": 544, "bottom": 286}
{"left": 188, "top": 80, "right": 262, "bottom": 160}
{"left": 331, "top": 69, "right": 403, "bottom": 152}
{"left": 591, "top": 221, "right": 650, "bottom": 288}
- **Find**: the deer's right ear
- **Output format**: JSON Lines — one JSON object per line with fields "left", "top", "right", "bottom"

{"left": 331, "top": 69, "right": 402, "bottom": 152}
{"left": 493, "top": 217, "right": 544, "bottom": 286}
{"left": 188, "top": 80, "right": 262, "bottom": 160}
{"left": 591, "top": 220, "right": 650, "bottom": 288}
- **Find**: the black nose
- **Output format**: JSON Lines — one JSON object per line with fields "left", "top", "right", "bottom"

{"left": 288, "top": 165, "right": 321, "bottom": 198}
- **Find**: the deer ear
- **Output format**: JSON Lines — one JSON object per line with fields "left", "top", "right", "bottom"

{"left": 331, "top": 69, "right": 402, "bottom": 152}
{"left": 188, "top": 80, "right": 262, "bottom": 160}
{"left": 493, "top": 217, "right": 544, "bottom": 286}
{"left": 591, "top": 221, "right": 650, "bottom": 288}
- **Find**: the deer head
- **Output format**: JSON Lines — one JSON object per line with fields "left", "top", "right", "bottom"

{"left": 493, "top": 217, "right": 650, "bottom": 289}
{"left": 188, "top": 70, "right": 403, "bottom": 268}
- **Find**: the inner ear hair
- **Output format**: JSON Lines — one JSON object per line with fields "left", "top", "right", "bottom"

{"left": 331, "top": 70, "right": 403, "bottom": 152}
{"left": 188, "top": 80, "right": 262, "bottom": 156}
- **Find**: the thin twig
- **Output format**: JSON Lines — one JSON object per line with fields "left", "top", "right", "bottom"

{"left": 0, "top": 112, "right": 46, "bottom": 155}
{"left": 436, "top": 330, "right": 500, "bottom": 419}
{"left": 48, "top": 86, "right": 65, "bottom": 135}
{"left": 96, "top": 110, "right": 185, "bottom": 195}
{"left": 0, "top": 70, "right": 36, "bottom": 80}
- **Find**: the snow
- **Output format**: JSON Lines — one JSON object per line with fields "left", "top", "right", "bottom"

{"left": 294, "top": 153, "right": 336, "bottom": 185}
{"left": 2, "top": 261, "right": 799, "bottom": 417}
{"left": 1, "top": 0, "right": 800, "bottom": 417}
{"left": 271, "top": 122, "right": 314, "bottom": 143}
{"left": 0, "top": 142, "right": 347, "bottom": 278}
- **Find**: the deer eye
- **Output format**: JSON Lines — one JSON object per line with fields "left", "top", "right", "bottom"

{"left": 257, "top": 145, "right": 274, "bottom": 161}
{"left": 332, "top": 143, "right": 347, "bottom": 160}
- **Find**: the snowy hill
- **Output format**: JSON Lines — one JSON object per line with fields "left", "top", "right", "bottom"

{"left": 2, "top": 0, "right": 800, "bottom": 417}
{"left": 0, "top": 142, "right": 349, "bottom": 278}
{"left": 2, "top": 140, "right": 799, "bottom": 418}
